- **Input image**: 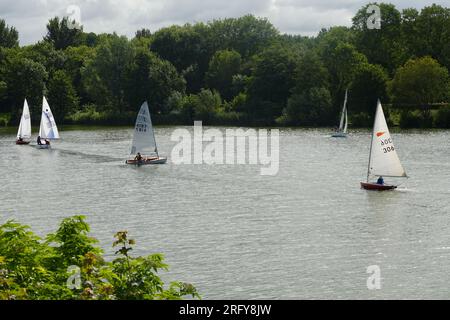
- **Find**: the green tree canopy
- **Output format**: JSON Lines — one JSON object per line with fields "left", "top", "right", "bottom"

{"left": 48, "top": 70, "right": 79, "bottom": 122}
{"left": 205, "top": 49, "right": 242, "bottom": 101}
{"left": 0, "top": 19, "right": 19, "bottom": 48}
{"left": 82, "top": 35, "right": 135, "bottom": 112}
{"left": 389, "top": 56, "right": 450, "bottom": 106}
{"left": 126, "top": 49, "right": 186, "bottom": 114}
{"left": 44, "top": 17, "right": 84, "bottom": 50}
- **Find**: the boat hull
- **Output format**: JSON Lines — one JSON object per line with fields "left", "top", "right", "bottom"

{"left": 126, "top": 157, "right": 167, "bottom": 165}
{"left": 16, "top": 140, "right": 31, "bottom": 145}
{"left": 36, "top": 144, "right": 51, "bottom": 150}
{"left": 360, "top": 182, "right": 397, "bottom": 191}
{"left": 332, "top": 132, "right": 347, "bottom": 138}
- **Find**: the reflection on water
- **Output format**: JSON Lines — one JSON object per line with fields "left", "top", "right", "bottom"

{"left": 1, "top": 127, "right": 449, "bottom": 299}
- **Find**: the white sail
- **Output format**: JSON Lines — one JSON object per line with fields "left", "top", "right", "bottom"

{"left": 39, "top": 97, "right": 60, "bottom": 140}
{"left": 368, "top": 100, "right": 406, "bottom": 178}
{"left": 17, "top": 99, "right": 32, "bottom": 139}
{"left": 130, "top": 102, "right": 157, "bottom": 156}
{"left": 337, "top": 89, "right": 348, "bottom": 133}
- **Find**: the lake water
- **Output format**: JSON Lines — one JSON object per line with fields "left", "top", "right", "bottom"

{"left": 0, "top": 126, "right": 449, "bottom": 299}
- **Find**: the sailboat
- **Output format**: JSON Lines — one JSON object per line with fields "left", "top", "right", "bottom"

{"left": 16, "top": 99, "right": 32, "bottom": 145}
{"left": 36, "top": 97, "right": 60, "bottom": 149}
{"left": 332, "top": 89, "right": 348, "bottom": 138}
{"left": 361, "top": 100, "right": 407, "bottom": 190}
{"left": 126, "top": 101, "right": 167, "bottom": 165}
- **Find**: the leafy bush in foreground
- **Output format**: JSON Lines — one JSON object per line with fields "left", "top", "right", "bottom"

{"left": 0, "top": 216, "right": 200, "bottom": 300}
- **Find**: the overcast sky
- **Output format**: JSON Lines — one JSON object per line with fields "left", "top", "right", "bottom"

{"left": 1, "top": 0, "right": 449, "bottom": 45}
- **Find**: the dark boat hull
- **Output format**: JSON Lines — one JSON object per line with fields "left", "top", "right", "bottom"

{"left": 16, "top": 140, "right": 31, "bottom": 145}
{"left": 361, "top": 182, "right": 397, "bottom": 191}
{"left": 126, "top": 157, "right": 167, "bottom": 165}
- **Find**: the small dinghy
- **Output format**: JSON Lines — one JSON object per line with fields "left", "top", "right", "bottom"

{"left": 361, "top": 100, "right": 407, "bottom": 190}
{"left": 36, "top": 97, "right": 60, "bottom": 149}
{"left": 126, "top": 101, "right": 167, "bottom": 165}
{"left": 332, "top": 89, "right": 348, "bottom": 138}
{"left": 16, "top": 99, "right": 32, "bottom": 145}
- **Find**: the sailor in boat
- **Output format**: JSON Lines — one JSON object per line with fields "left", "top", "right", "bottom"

{"left": 37, "top": 135, "right": 43, "bottom": 145}
{"left": 17, "top": 136, "right": 24, "bottom": 143}
{"left": 377, "top": 176, "right": 384, "bottom": 185}
{"left": 134, "top": 152, "right": 143, "bottom": 163}
{"left": 45, "top": 139, "right": 50, "bottom": 146}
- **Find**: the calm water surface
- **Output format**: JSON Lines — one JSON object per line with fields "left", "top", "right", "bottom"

{"left": 0, "top": 126, "right": 449, "bottom": 299}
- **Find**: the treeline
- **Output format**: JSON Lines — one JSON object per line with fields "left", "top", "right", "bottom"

{"left": 1, "top": 2, "right": 450, "bottom": 128}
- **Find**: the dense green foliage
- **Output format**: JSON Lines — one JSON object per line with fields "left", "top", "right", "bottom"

{"left": 1, "top": 3, "right": 450, "bottom": 128}
{"left": 0, "top": 216, "right": 200, "bottom": 300}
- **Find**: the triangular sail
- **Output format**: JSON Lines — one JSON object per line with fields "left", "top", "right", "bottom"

{"left": 368, "top": 100, "right": 406, "bottom": 178}
{"left": 17, "top": 99, "right": 32, "bottom": 139}
{"left": 338, "top": 89, "right": 348, "bottom": 132}
{"left": 130, "top": 102, "right": 157, "bottom": 156}
{"left": 39, "top": 97, "right": 60, "bottom": 140}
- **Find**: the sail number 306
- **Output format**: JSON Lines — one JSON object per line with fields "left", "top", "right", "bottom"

{"left": 380, "top": 138, "right": 394, "bottom": 153}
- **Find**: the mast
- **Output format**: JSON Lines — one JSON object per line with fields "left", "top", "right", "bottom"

{"left": 152, "top": 122, "right": 159, "bottom": 158}
{"left": 148, "top": 102, "right": 159, "bottom": 158}
{"left": 366, "top": 100, "right": 379, "bottom": 182}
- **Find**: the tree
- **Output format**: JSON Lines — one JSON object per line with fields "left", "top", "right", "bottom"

{"left": 135, "top": 29, "right": 151, "bottom": 39}
{"left": 205, "top": 50, "right": 242, "bottom": 101}
{"left": 0, "top": 216, "right": 200, "bottom": 300}
{"left": 4, "top": 57, "right": 48, "bottom": 121}
{"left": 82, "top": 35, "right": 135, "bottom": 112}
{"left": 206, "top": 15, "right": 279, "bottom": 59}
{"left": 48, "top": 70, "right": 78, "bottom": 122}
{"left": 150, "top": 24, "right": 209, "bottom": 93}
{"left": 280, "top": 52, "right": 332, "bottom": 126}
{"left": 44, "top": 17, "right": 84, "bottom": 50}
{"left": 349, "top": 63, "right": 389, "bottom": 114}
{"left": 283, "top": 87, "right": 333, "bottom": 126}
{"left": 352, "top": 3, "right": 407, "bottom": 73}
{"left": 126, "top": 50, "right": 186, "bottom": 114}
{"left": 0, "top": 19, "right": 19, "bottom": 48}
{"left": 246, "top": 45, "right": 299, "bottom": 124}
{"left": 414, "top": 5, "right": 450, "bottom": 70}
{"left": 63, "top": 46, "right": 96, "bottom": 106}
{"left": 389, "top": 56, "right": 450, "bottom": 107}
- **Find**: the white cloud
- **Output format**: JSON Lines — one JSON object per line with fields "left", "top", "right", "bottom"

{"left": 1, "top": 0, "right": 449, "bottom": 45}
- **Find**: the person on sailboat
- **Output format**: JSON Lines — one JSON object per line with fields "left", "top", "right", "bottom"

{"left": 45, "top": 139, "right": 50, "bottom": 145}
{"left": 17, "top": 136, "right": 24, "bottom": 142}
{"left": 377, "top": 176, "right": 384, "bottom": 185}
{"left": 37, "top": 136, "right": 43, "bottom": 145}
{"left": 134, "top": 152, "right": 143, "bottom": 162}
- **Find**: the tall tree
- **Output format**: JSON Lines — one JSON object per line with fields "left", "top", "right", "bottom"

{"left": 205, "top": 49, "right": 242, "bottom": 101}
{"left": 4, "top": 57, "right": 48, "bottom": 120}
{"left": 349, "top": 63, "right": 389, "bottom": 114}
{"left": 389, "top": 56, "right": 450, "bottom": 107}
{"left": 44, "top": 17, "right": 83, "bottom": 50}
{"left": 352, "top": 3, "right": 406, "bottom": 73}
{"left": 282, "top": 52, "right": 332, "bottom": 126}
{"left": 246, "top": 45, "right": 299, "bottom": 124}
{"left": 48, "top": 70, "right": 78, "bottom": 122}
{"left": 0, "top": 19, "right": 19, "bottom": 48}
{"left": 82, "top": 35, "right": 135, "bottom": 112}
{"left": 126, "top": 50, "right": 186, "bottom": 114}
